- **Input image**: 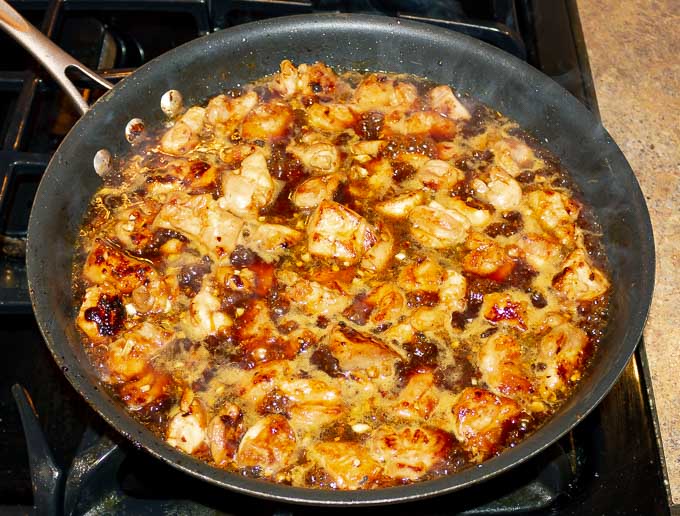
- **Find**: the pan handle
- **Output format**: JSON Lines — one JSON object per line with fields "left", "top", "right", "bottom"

{"left": 0, "top": 0, "right": 113, "bottom": 116}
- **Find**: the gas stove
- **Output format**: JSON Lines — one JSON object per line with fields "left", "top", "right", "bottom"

{"left": 0, "top": 1, "right": 669, "bottom": 514}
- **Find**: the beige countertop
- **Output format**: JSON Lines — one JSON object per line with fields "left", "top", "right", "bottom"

{"left": 578, "top": 0, "right": 680, "bottom": 507}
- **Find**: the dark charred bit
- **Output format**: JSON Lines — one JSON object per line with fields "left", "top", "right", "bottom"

{"left": 229, "top": 245, "right": 257, "bottom": 267}
{"left": 529, "top": 290, "right": 548, "bottom": 308}
{"left": 258, "top": 389, "right": 290, "bottom": 416}
{"left": 480, "top": 327, "right": 498, "bottom": 339}
{"left": 391, "top": 161, "right": 416, "bottom": 183}
{"left": 310, "top": 346, "right": 344, "bottom": 378}
{"left": 355, "top": 111, "right": 384, "bottom": 140}
{"left": 397, "top": 333, "right": 439, "bottom": 383}
{"left": 450, "top": 287, "right": 485, "bottom": 330}
{"left": 485, "top": 211, "right": 523, "bottom": 238}
{"left": 406, "top": 290, "right": 440, "bottom": 308}
{"left": 434, "top": 355, "right": 479, "bottom": 392}
{"left": 342, "top": 292, "right": 375, "bottom": 326}
{"left": 178, "top": 257, "right": 212, "bottom": 297}
{"left": 133, "top": 395, "right": 174, "bottom": 434}
{"left": 203, "top": 333, "right": 236, "bottom": 363}
{"left": 277, "top": 320, "right": 299, "bottom": 335}
{"left": 134, "top": 228, "right": 189, "bottom": 259}
{"left": 84, "top": 293, "right": 125, "bottom": 337}
{"left": 503, "top": 259, "right": 538, "bottom": 291}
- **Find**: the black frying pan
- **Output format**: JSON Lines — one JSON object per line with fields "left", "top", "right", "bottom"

{"left": 1, "top": 1, "right": 655, "bottom": 506}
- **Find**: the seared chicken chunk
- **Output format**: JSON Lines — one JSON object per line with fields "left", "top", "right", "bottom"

{"left": 291, "top": 174, "right": 342, "bottom": 209}
{"left": 552, "top": 249, "right": 609, "bottom": 301}
{"left": 207, "top": 403, "right": 244, "bottom": 466}
{"left": 328, "top": 325, "right": 401, "bottom": 379}
{"left": 409, "top": 202, "right": 470, "bottom": 248}
{"left": 160, "top": 106, "right": 206, "bottom": 156}
{"left": 309, "top": 442, "right": 383, "bottom": 489}
{"left": 478, "top": 332, "right": 533, "bottom": 401}
{"left": 534, "top": 322, "right": 589, "bottom": 396}
{"left": 526, "top": 189, "right": 580, "bottom": 245}
{"left": 167, "top": 392, "right": 208, "bottom": 454}
{"left": 236, "top": 414, "right": 297, "bottom": 476}
{"left": 220, "top": 150, "right": 277, "bottom": 217}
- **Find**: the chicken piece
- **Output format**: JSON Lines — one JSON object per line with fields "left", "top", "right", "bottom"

{"left": 352, "top": 74, "right": 418, "bottom": 112}
{"left": 360, "top": 227, "right": 394, "bottom": 273}
{"left": 278, "top": 270, "right": 351, "bottom": 318}
{"left": 428, "top": 85, "right": 471, "bottom": 121}
{"left": 83, "top": 240, "right": 155, "bottom": 294}
{"left": 493, "top": 137, "right": 536, "bottom": 177}
{"left": 414, "top": 159, "right": 464, "bottom": 191}
{"left": 221, "top": 150, "right": 277, "bottom": 217}
{"left": 106, "top": 322, "right": 170, "bottom": 382}
{"left": 241, "top": 101, "right": 293, "bottom": 141}
{"left": 309, "top": 441, "right": 383, "bottom": 489}
{"left": 129, "top": 275, "right": 176, "bottom": 315}
{"left": 462, "top": 234, "right": 514, "bottom": 281}
{"left": 153, "top": 193, "right": 244, "bottom": 260}
{"left": 398, "top": 256, "right": 444, "bottom": 292}
{"left": 478, "top": 332, "right": 533, "bottom": 401}
{"left": 111, "top": 200, "right": 161, "bottom": 251}
{"left": 205, "top": 91, "right": 258, "bottom": 139}
{"left": 369, "top": 425, "right": 452, "bottom": 481}
{"left": 160, "top": 106, "right": 206, "bottom": 156}
{"left": 328, "top": 325, "right": 401, "bottom": 379}
{"left": 279, "top": 378, "right": 345, "bottom": 428}
{"left": 287, "top": 141, "right": 340, "bottom": 174}
{"left": 472, "top": 167, "right": 522, "bottom": 211}
{"left": 436, "top": 141, "right": 460, "bottom": 161}
{"left": 483, "top": 293, "right": 529, "bottom": 331}
{"left": 291, "top": 174, "right": 342, "bottom": 209}
{"left": 218, "top": 143, "right": 259, "bottom": 167}
{"left": 408, "top": 201, "right": 471, "bottom": 248}
{"left": 77, "top": 286, "right": 126, "bottom": 342}
{"left": 376, "top": 191, "right": 425, "bottom": 218}
{"left": 442, "top": 198, "right": 492, "bottom": 228}
{"left": 236, "top": 414, "right": 297, "bottom": 476}
{"left": 393, "top": 372, "right": 439, "bottom": 419}
{"left": 526, "top": 189, "right": 580, "bottom": 245}
{"left": 348, "top": 158, "right": 395, "bottom": 200}
{"left": 166, "top": 394, "right": 208, "bottom": 454}
{"left": 349, "top": 140, "right": 386, "bottom": 159}
{"left": 306, "top": 102, "right": 356, "bottom": 132}
{"left": 534, "top": 322, "right": 589, "bottom": 396}
{"left": 244, "top": 223, "right": 302, "bottom": 263}
{"left": 451, "top": 387, "right": 522, "bottom": 460}
{"left": 552, "top": 249, "right": 610, "bottom": 301}
{"left": 207, "top": 403, "right": 244, "bottom": 466}
{"left": 271, "top": 60, "right": 342, "bottom": 97}
{"left": 402, "top": 111, "right": 458, "bottom": 140}
{"left": 307, "top": 200, "right": 377, "bottom": 264}
{"left": 119, "top": 369, "right": 171, "bottom": 411}
{"left": 365, "top": 283, "right": 406, "bottom": 326}
{"left": 440, "top": 269, "right": 467, "bottom": 313}
{"left": 515, "top": 232, "right": 562, "bottom": 270}
{"left": 183, "top": 281, "right": 232, "bottom": 340}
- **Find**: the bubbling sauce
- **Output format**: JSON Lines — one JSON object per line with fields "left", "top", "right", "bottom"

{"left": 73, "top": 61, "right": 610, "bottom": 489}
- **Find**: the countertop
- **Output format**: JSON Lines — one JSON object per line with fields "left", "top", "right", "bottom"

{"left": 578, "top": 0, "right": 680, "bottom": 508}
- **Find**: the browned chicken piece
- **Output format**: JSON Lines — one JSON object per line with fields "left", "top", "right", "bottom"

{"left": 442, "top": 199, "right": 492, "bottom": 228}
{"left": 207, "top": 402, "right": 244, "bottom": 466}
{"left": 241, "top": 101, "right": 293, "bottom": 141}
{"left": 291, "top": 174, "right": 342, "bottom": 209}
{"left": 493, "top": 137, "right": 536, "bottom": 177}
{"left": 287, "top": 140, "right": 340, "bottom": 174}
{"left": 277, "top": 270, "right": 351, "bottom": 318}
{"left": 111, "top": 200, "right": 161, "bottom": 251}
{"left": 307, "top": 200, "right": 377, "bottom": 264}
{"left": 398, "top": 256, "right": 444, "bottom": 292}
{"left": 402, "top": 111, "right": 458, "bottom": 140}
{"left": 309, "top": 441, "right": 383, "bottom": 489}
{"left": 365, "top": 283, "right": 406, "bottom": 326}
{"left": 451, "top": 387, "right": 522, "bottom": 460}
{"left": 462, "top": 233, "right": 515, "bottom": 281}
{"left": 369, "top": 425, "right": 453, "bottom": 481}
{"left": 352, "top": 74, "right": 418, "bottom": 112}
{"left": 414, "top": 159, "right": 464, "bottom": 191}
{"left": 160, "top": 106, "right": 206, "bottom": 156}
{"left": 328, "top": 325, "right": 401, "bottom": 379}
{"left": 106, "top": 322, "right": 171, "bottom": 382}
{"left": 279, "top": 378, "right": 345, "bottom": 428}
{"left": 483, "top": 293, "right": 529, "bottom": 332}
{"left": 271, "top": 60, "right": 343, "bottom": 98}
{"left": 526, "top": 189, "right": 580, "bottom": 245}
{"left": 221, "top": 150, "right": 278, "bottom": 217}
{"left": 83, "top": 240, "right": 155, "bottom": 294}
{"left": 348, "top": 158, "right": 394, "bottom": 200}
{"left": 236, "top": 414, "right": 297, "bottom": 476}
{"left": 478, "top": 332, "right": 534, "bottom": 401}
{"left": 306, "top": 102, "right": 356, "bottom": 132}
{"left": 205, "top": 91, "right": 258, "bottom": 140}
{"left": 439, "top": 269, "right": 467, "bottom": 313}
{"left": 393, "top": 371, "right": 440, "bottom": 419}
{"left": 471, "top": 167, "right": 523, "bottom": 211}
{"left": 166, "top": 391, "right": 208, "bottom": 454}
{"left": 245, "top": 223, "right": 302, "bottom": 263}
{"left": 428, "top": 85, "right": 471, "bottom": 121}
{"left": 183, "top": 280, "right": 232, "bottom": 340}
{"left": 515, "top": 232, "right": 563, "bottom": 270}
{"left": 119, "top": 369, "right": 172, "bottom": 411}
{"left": 218, "top": 143, "right": 259, "bottom": 167}
{"left": 348, "top": 140, "right": 386, "bottom": 159}
{"left": 360, "top": 226, "right": 394, "bottom": 273}
{"left": 376, "top": 191, "right": 425, "bottom": 218}
{"left": 552, "top": 249, "right": 610, "bottom": 302}
{"left": 534, "top": 322, "right": 589, "bottom": 396}
{"left": 409, "top": 201, "right": 471, "bottom": 248}
{"left": 77, "top": 285, "right": 126, "bottom": 343}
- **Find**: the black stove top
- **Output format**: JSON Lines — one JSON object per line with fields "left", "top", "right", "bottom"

{"left": 0, "top": 1, "right": 669, "bottom": 514}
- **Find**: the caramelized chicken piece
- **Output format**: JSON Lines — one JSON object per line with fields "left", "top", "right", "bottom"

{"left": 493, "top": 137, "right": 536, "bottom": 177}
{"left": 348, "top": 158, "right": 394, "bottom": 200}
{"left": 393, "top": 371, "right": 439, "bottom": 419}
{"left": 306, "top": 102, "right": 356, "bottom": 132}
{"left": 428, "top": 85, "right": 471, "bottom": 120}
{"left": 328, "top": 325, "right": 401, "bottom": 379}
{"left": 462, "top": 234, "right": 514, "bottom": 280}
{"left": 220, "top": 150, "right": 277, "bottom": 217}
{"left": 83, "top": 240, "right": 155, "bottom": 294}
{"left": 483, "top": 293, "right": 529, "bottom": 331}
{"left": 439, "top": 269, "right": 467, "bottom": 313}
{"left": 167, "top": 392, "right": 208, "bottom": 454}
{"left": 291, "top": 174, "right": 342, "bottom": 209}
{"left": 414, "top": 159, "right": 464, "bottom": 191}
{"left": 205, "top": 91, "right": 258, "bottom": 140}
{"left": 207, "top": 402, "right": 244, "bottom": 466}
{"left": 365, "top": 283, "right": 406, "bottom": 326}
{"left": 353, "top": 74, "right": 418, "bottom": 112}
{"left": 287, "top": 140, "right": 340, "bottom": 174}
{"left": 183, "top": 281, "right": 232, "bottom": 340}
{"left": 369, "top": 425, "right": 452, "bottom": 481}
{"left": 218, "top": 143, "right": 259, "bottom": 167}
{"left": 526, "top": 189, "right": 580, "bottom": 245}
{"left": 77, "top": 286, "right": 125, "bottom": 343}
{"left": 309, "top": 442, "right": 383, "bottom": 489}
{"left": 245, "top": 223, "right": 302, "bottom": 263}
{"left": 552, "top": 249, "right": 610, "bottom": 301}
{"left": 271, "top": 60, "right": 343, "bottom": 98}
{"left": 307, "top": 200, "right": 377, "bottom": 264}
{"left": 443, "top": 198, "right": 492, "bottom": 228}
{"left": 402, "top": 111, "right": 458, "bottom": 140}
{"left": 409, "top": 202, "right": 470, "bottom": 248}
{"left": 398, "top": 256, "right": 444, "bottom": 292}
{"left": 515, "top": 232, "right": 562, "bottom": 270}
{"left": 478, "top": 332, "right": 533, "bottom": 401}
{"left": 349, "top": 140, "right": 386, "bottom": 159}
{"left": 279, "top": 378, "right": 345, "bottom": 428}
{"left": 106, "top": 322, "right": 170, "bottom": 382}
{"left": 119, "top": 369, "right": 172, "bottom": 411}
{"left": 277, "top": 270, "right": 351, "bottom": 318}
{"left": 241, "top": 101, "right": 293, "bottom": 141}
{"left": 376, "top": 191, "right": 425, "bottom": 218}
{"left": 111, "top": 200, "right": 161, "bottom": 251}
{"left": 236, "top": 414, "right": 297, "bottom": 476}
{"left": 472, "top": 167, "right": 522, "bottom": 211}
{"left": 160, "top": 106, "right": 206, "bottom": 156}
{"left": 451, "top": 387, "right": 522, "bottom": 460}
{"left": 534, "top": 322, "right": 589, "bottom": 396}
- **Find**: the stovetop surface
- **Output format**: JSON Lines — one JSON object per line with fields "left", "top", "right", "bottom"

{"left": 0, "top": 0, "right": 669, "bottom": 514}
